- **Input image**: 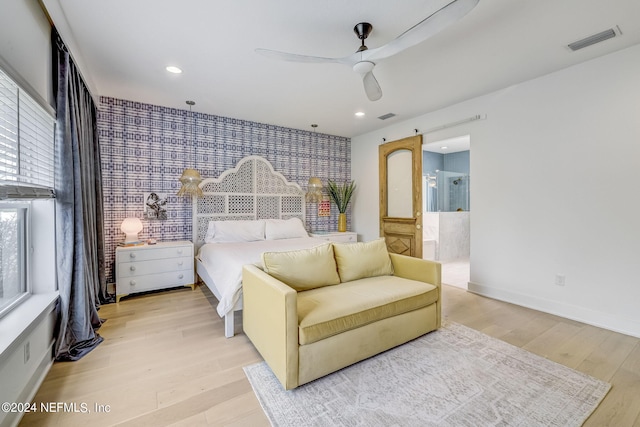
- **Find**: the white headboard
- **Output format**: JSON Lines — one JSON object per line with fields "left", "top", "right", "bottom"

{"left": 192, "top": 155, "right": 306, "bottom": 248}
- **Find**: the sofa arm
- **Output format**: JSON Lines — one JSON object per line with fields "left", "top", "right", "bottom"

{"left": 242, "top": 264, "right": 299, "bottom": 389}
{"left": 390, "top": 253, "right": 441, "bottom": 287}
{"left": 390, "top": 253, "right": 441, "bottom": 328}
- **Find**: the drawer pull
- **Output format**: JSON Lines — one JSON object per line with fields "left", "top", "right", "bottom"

{"left": 130, "top": 280, "right": 136, "bottom": 286}
{"left": 178, "top": 261, "right": 184, "bottom": 266}
{"left": 178, "top": 274, "right": 184, "bottom": 279}
{"left": 130, "top": 266, "right": 136, "bottom": 271}
{"left": 130, "top": 253, "right": 136, "bottom": 259}
{"left": 177, "top": 249, "right": 183, "bottom": 254}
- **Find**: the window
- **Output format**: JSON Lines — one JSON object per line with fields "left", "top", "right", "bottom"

{"left": 0, "top": 203, "right": 28, "bottom": 315}
{"left": 0, "top": 67, "right": 54, "bottom": 317}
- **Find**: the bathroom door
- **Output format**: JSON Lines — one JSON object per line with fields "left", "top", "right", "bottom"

{"left": 379, "top": 135, "right": 423, "bottom": 258}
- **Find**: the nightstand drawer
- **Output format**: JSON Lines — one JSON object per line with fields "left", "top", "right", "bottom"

{"left": 310, "top": 231, "right": 357, "bottom": 243}
{"left": 327, "top": 233, "right": 356, "bottom": 243}
{"left": 117, "top": 245, "right": 192, "bottom": 262}
{"left": 118, "top": 270, "right": 194, "bottom": 294}
{"left": 118, "top": 256, "right": 193, "bottom": 278}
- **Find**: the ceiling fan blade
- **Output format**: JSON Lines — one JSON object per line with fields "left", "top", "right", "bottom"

{"left": 255, "top": 48, "right": 342, "bottom": 64}
{"left": 368, "top": 0, "right": 479, "bottom": 62}
{"left": 363, "top": 71, "right": 382, "bottom": 101}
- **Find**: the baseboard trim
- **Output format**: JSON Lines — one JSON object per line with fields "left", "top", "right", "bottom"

{"left": 6, "top": 341, "right": 54, "bottom": 427}
{"left": 468, "top": 281, "right": 640, "bottom": 339}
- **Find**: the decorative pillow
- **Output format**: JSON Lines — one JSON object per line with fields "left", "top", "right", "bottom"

{"left": 265, "top": 217, "right": 308, "bottom": 240}
{"left": 204, "top": 220, "right": 265, "bottom": 243}
{"left": 333, "top": 238, "right": 393, "bottom": 282}
{"left": 262, "top": 243, "right": 340, "bottom": 291}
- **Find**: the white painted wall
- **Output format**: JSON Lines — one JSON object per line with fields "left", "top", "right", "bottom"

{"left": 0, "top": 4, "right": 58, "bottom": 427}
{"left": 0, "top": 0, "right": 52, "bottom": 107}
{"left": 352, "top": 43, "right": 640, "bottom": 337}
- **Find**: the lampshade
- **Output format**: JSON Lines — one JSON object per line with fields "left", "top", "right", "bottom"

{"left": 121, "top": 217, "right": 143, "bottom": 243}
{"left": 305, "top": 177, "right": 323, "bottom": 203}
{"left": 177, "top": 168, "right": 204, "bottom": 197}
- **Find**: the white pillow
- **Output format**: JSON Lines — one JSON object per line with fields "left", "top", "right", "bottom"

{"left": 265, "top": 218, "right": 308, "bottom": 240}
{"left": 204, "top": 221, "right": 216, "bottom": 243}
{"left": 204, "top": 220, "right": 265, "bottom": 243}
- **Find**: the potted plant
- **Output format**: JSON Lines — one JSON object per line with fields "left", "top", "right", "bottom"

{"left": 327, "top": 180, "right": 356, "bottom": 232}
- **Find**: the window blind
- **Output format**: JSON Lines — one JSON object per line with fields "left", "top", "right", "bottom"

{"left": 0, "top": 69, "right": 55, "bottom": 199}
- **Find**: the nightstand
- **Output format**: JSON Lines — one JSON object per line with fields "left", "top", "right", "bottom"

{"left": 116, "top": 240, "right": 194, "bottom": 303}
{"left": 310, "top": 231, "right": 358, "bottom": 243}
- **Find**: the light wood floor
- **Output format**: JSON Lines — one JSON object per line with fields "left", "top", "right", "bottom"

{"left": 20, "top": 283, "right": 640, "bottom": 427}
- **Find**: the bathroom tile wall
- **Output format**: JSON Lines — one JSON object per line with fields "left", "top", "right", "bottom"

{"left": 97, "top": 96, "right": 351, "bottom": 282}
{"left": 443, "top": 151, "right": 469, "bottom": 174}
{"left": 423, "top": 150, "right": 469, "bottom": 175}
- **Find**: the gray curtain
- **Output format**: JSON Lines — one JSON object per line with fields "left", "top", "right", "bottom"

{"left": 52, "top": 28, "right": 111, "bottom": 361}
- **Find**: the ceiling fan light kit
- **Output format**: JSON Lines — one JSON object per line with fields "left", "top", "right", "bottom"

{"left": 352, "top": 61, "right": 374, "bottom": 75}
{"left": 256, "top": 0, "right": 479, "bottom": 101}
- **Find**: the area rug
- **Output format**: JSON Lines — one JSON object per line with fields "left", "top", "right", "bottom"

{"left": 244, "top": 321, "right": 610, "bottom": 426}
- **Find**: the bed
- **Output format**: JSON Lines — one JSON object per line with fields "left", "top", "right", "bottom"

{"left": 192, "top": 156, "right": 325, "bottom": 337}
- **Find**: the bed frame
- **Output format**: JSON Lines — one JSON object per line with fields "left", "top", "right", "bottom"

{"left": 192, "top": 155, "right": 306, "bottom": 337}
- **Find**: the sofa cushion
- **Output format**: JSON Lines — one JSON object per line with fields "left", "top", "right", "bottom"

{"left": 262, "top": 243, "right": 341, "bottom": 291}
{"left": 333, "top": 238, "right": 393, "bottom": 283}
{"left": 297, "top": 275, "right": 438, "bottom": 345}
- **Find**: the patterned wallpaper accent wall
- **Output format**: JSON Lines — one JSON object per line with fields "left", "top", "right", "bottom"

{"left": 97, "top": 96, "right": 351, "bottom": 283}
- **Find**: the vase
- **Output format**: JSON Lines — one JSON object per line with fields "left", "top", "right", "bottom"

{"left": 338, "top": 213, "right": 347, "bottom": 232}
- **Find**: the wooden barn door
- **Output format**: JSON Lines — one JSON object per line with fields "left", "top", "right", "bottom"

{"left": 379, "top": 135, "right": 423, "bottom": 258}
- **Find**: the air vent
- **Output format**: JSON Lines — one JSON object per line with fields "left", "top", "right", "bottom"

{"left": 378, "top": 113, "right": 396, "bottom": 120}
{"left": 568, "top": 28, "right": 617, "bottom": 51}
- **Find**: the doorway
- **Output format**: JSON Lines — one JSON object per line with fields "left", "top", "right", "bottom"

{"left": 422, "top": 135, "right": 470, "bottom": 289}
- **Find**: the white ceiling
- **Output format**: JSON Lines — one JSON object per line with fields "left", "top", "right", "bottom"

{"left": 45, "top": 0, "right": 640, "bottom": 138}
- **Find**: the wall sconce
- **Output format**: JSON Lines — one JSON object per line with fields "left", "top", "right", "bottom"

{"left": 177, "top": 168, "right": 204, "bottom": 197}
{"left": 121, "top": 217, "right": 143, "bottom": 243}
{"left": 426, "top": 173, "right": 437, "bottom": 188}
{"left": 306, "top": 177, "right": 323, "bottom": 203}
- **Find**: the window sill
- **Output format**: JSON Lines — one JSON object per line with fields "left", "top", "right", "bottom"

{"left": 0, "top": 292, "right": 58, "bottom": 363}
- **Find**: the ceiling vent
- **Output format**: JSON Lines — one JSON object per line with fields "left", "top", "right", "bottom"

{"left": 378, "top": 113, "right": 396, "bottom": 120}
{"left": 568, "top": 28, "right": 618, "bottom": 51}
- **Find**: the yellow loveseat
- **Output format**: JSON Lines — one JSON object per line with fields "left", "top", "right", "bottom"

{"left": 242, "top": 238, "right": 441, "bottom": 390}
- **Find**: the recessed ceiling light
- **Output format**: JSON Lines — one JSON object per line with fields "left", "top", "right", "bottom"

{"left": 166, "top": 66, "right": 183, "bottom": 74}
{"left": 355, "top": 112, "right": 365, "bottom": 117}
{"left": 441, "top": 146, "right": 448, "bottom": 150}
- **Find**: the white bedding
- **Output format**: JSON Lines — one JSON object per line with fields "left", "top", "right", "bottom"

{"left": 197, "top": 237, "right": 326, "bottom": 317}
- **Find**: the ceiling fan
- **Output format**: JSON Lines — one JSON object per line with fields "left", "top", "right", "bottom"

{"left": 256, "top": 0, "right": 479, "bottom": 101}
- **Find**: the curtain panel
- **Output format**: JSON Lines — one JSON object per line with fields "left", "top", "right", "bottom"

{"left": 52, "top": 28, "right": 111, "bottom": 361}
